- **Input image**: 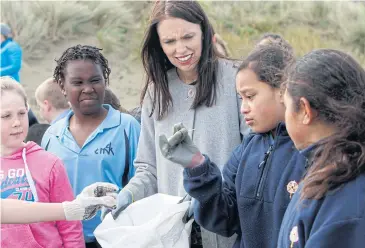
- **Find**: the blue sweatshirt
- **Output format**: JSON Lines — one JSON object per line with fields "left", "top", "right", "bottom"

{"left": 183, "top": 123, "right": 308, "bottom": 248}
{"left": 0, "top": 38, "right": 22, "bottom": 82}
{"left": 41, "top": 105, "right": 140, "bottom": 242}
{"left": 277, "top": 146, "right": 365, "bottom": 248}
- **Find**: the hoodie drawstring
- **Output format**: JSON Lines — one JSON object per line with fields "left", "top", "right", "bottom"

{"left": 22, "top": 148, "right": 39, "bottom": 202}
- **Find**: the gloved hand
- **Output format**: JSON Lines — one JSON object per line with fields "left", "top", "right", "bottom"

{"left": 101, "top": 189, "right": 133, "bottom": 220}
{"left": 62, "top": 182, "right": 118, "bottom": 221}
{"left": 159, "top": 123, "right": 205, "bottom": 168}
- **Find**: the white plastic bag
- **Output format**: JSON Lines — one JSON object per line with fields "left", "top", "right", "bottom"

{"left": 94, "top": 193, "right": 194, "bottom": 248}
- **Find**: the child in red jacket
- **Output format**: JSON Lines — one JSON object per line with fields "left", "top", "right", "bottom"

{"left": 0, "top": 76, "right": 85, "bottom": 248}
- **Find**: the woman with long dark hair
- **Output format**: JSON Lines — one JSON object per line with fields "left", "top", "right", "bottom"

{"left": 278, "top": 49, "right": 365, "bottom": 247}
{"left": 112, "top": 1, "right": 246, "bottom": 247}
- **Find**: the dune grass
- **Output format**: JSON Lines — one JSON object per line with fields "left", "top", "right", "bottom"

{"left": 202, "top": 1, "right": 365, "bottom": 64}
{"left": 1, "top": 1, "right": 364, "bottom": 65}
{"left": 1, "top": 1, "right": 136, "bottom": 59}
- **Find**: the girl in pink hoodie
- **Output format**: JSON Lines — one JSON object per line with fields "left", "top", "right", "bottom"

{"left": 0, "top": 76, "right": 85, "bottom": 248}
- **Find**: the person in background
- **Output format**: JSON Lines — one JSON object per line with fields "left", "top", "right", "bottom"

{"left": 111, "top": 1, "right": 247, "bottom": 248}
{"left": 41, "top": 45, "right": 140, "bottom": 248}
{"left": 104, "top": 87, "right": 129, "bottom": 114}
{"left": 278, "top": 49, "right": 365, "bottom": 248}
{"left": 26, "top": 77, "right": 72, "bottom": 145}
{"left": 104, "top": 87, "right": 143, "bottom": 123}
{"left": 0, "top": 23, "right": 21, "bottom": 82}
{"left": 0, "top": 23, "right": 39, "bottom": 127}
{"left": 35, "top": 77, "right": 71, "bottom": 124}
{"left": 255, "top": 32, "right": 294, "bottom": 56}
{"left": 128, "top": 106, "right": 141, "bottom": 124}
{"left": 1, "top": 76, "right": 85, "bottom": 248}
{"left": 213, "top": 33, "right": 232, "bottom": 57}
{"left": 1, "top": 182, "right": 118, "bottom": 224}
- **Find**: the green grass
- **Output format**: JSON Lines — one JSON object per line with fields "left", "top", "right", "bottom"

{"left": 202, "top": 1, "right": 365, "bottom": 65}
{"left": 2, "top": 1, "right": 364, "bottom": 65}
{"left": 1, "top": 1, "right": 135, "bottom": 59}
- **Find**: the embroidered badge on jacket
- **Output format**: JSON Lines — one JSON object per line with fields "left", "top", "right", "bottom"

{"left": 290, "top": 226, "right": 299, "bottom": 248}
{"left": 287, "top": 180, "right": 298, "bottom": 199}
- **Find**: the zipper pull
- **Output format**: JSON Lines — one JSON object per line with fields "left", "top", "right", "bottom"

{"left": 258, "top": 145, "right": 273, "bottom": 168}
{"left": 258, "top": 160, "right": 265, "bottom": 168}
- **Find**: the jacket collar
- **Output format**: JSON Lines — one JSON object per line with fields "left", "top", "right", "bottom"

{"left": 1, "top": 38, "right": 12, "bottom": 48}
{"left": 49, "top": 104, "right": 121, "bottom": 138}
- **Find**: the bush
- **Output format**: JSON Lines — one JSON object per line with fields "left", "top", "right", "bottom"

{"left": 1, "top": 1, "right": 364, "bottom": 65}
{"left": 1, "top": 0, "right": 134, "bottom": 59}
{"left": 201, "top": 1, "right": 365, "bottom": 65}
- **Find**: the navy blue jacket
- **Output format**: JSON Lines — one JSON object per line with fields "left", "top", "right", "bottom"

{"left": 183, "top": 123, "right": 308, "bottom": 248}
{"left": 277, "top": 148, "right": 365, "bottom": 248}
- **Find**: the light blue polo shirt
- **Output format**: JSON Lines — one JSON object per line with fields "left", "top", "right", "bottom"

{"left": 50, "top": 109, "right": 71, "bottom": 125}
{"left": 41, "top": 104, "right": 140, "bottom": 242}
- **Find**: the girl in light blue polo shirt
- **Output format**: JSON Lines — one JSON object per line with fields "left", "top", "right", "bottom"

{"left": 41, "top": 45, "right": 140, "bottom": 248}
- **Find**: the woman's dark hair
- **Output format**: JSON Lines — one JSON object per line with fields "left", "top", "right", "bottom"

{"left": 53, "top": 45, "right": 111, "bottom": 86}
{"left": 238, "top": 44, "right": 295, "bottom": 88}
{"left": 286, "top": 49, "right": 365, "bottom": 200}
{"left": 140, "top": 0, "right": 221, "bottom": 120}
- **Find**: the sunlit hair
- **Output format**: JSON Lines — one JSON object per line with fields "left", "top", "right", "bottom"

{"left": 0, "top": 76, "right": 28, "bottom": 109}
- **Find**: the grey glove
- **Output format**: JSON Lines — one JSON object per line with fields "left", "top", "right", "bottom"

{"left": 101, "top": 189, "right": 133, "bottom": 220}
{"left": 159, "top": 123, "right": 205, "bottom": 168}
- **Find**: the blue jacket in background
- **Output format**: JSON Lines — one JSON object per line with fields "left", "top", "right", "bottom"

{"left": 184, "top": 123, "right": 308, "bottom": 248}
{"left": 277, "top": 147, "right": 365, "bottom": 248}
{"left": 41, "top": 105, "right": 141, "bottom": 243}
{"left": 0, "top": 38, "right": 22, "bottom": 82}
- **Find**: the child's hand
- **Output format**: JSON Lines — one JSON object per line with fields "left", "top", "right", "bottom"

{"left": 159, "top": 123, "right": 205, "bottom": 168}
{"left": 62, "top": 182, "right": 119, "bottom": 221}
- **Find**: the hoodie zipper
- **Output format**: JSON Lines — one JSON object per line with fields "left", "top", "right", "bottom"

{"left": 255, "top": 145, "right": 274, "bottom": 199}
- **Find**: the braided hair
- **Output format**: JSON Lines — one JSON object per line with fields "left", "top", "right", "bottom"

{"left": 53, "top": 45, "right": 111, "bottom": 85}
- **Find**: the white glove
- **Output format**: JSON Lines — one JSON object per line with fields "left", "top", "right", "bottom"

{"left": 62, "top": 182, "right": 119, "bottom": 221}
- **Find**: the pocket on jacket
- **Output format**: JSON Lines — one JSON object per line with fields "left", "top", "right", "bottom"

{"left": 1, "top": 224, "right": 43, "bottom": 248}
{"left": 237, "top": 154, "right": 262, "bottom": 199}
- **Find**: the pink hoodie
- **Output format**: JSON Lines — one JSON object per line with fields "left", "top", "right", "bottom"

{"left": 1, "top": 142, "right": 85, "bottom": 248}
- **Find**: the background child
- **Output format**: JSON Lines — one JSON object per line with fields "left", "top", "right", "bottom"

{"left": 41, "top": 45, "right": 140, "bottom": 247}
{"left": 0, "top": 76, "right": 85, "bottom": 248}
{"left": 35, "top": 77, "right": 70, "bottom": 124}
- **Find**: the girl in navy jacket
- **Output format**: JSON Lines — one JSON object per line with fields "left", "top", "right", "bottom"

{"left": 158, "top": 44, "right": 308, "bottom": 248}
{"left": 277, "top": 49, "right": 365, "bottom": 248}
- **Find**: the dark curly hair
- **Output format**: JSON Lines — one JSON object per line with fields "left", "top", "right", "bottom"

{"left": 53, "top": 45, "right": 111, "bottom": 85}
{"left": 238, "top": 44, "right": 295, "bottom": 88}
{"left": 286, "top": 49, "right": 365, "bottom": 200}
